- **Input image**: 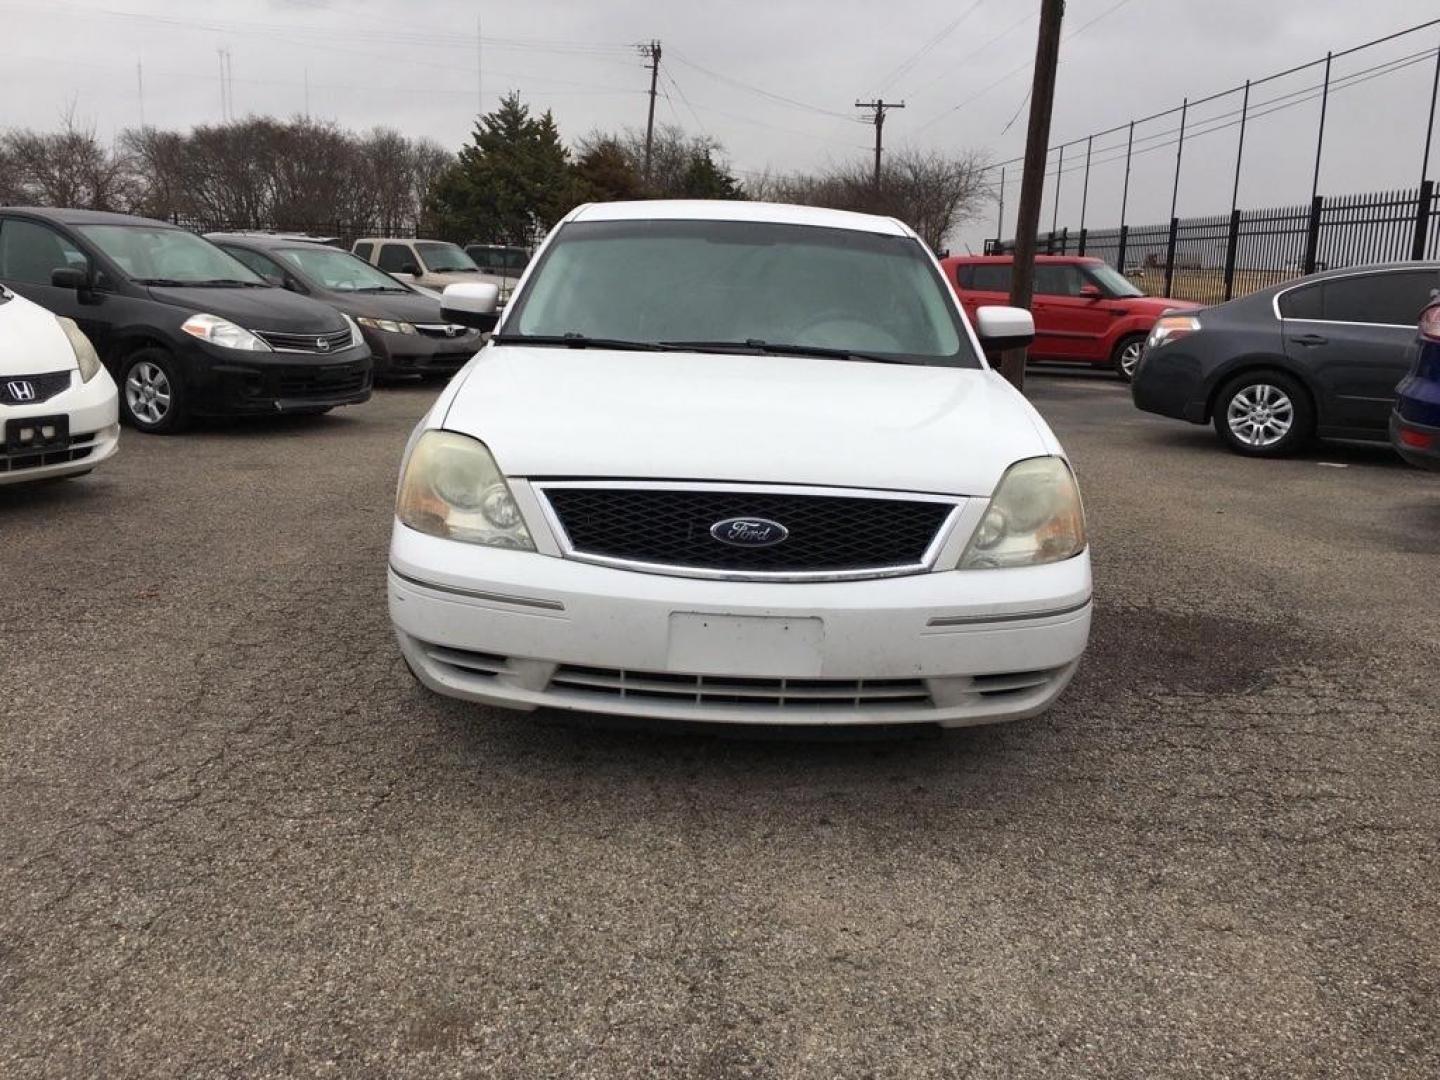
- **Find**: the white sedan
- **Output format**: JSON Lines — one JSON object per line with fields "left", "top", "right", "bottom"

{"left": 388, "top": 200, "right": 1091, "bottom": 729}
{"left": 1, "top": 285, "right": 118, "bottom": 485}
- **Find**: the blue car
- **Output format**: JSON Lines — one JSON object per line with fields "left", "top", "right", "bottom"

{"left": 1391, "top": 302, "right": 1440, "bottom": 470}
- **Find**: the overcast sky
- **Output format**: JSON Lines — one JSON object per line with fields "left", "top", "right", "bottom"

{"left": 3, "top": 0, "right": 1438, "bottom": 249}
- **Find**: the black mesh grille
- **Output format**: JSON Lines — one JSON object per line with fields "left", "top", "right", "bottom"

{"left": 274, "top": 362, "right": 370, "bottom": 398}
{"left": 1, "top": 371, "right": 72, "bottom": 405}
{"left": 543, "top": 487, "right": 953, "bottom": 573}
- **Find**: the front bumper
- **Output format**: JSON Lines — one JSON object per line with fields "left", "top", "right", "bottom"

{"left": 0, "top": 369, "right": 119, "bottom": 485}
{"left": 365, "top": 328, "right": 482, "bottom": 377}
{"left": 1390, "top": 410, "right": 1440, "bottom": 471}
{"left": 388, "top": 525, "right": 1092, "bottom": 728}
{"left": 183, "top": 341, "right": 374, "bottom": 416}
{"left": 1131, "top": 346, "right": 1208, "bottom": 423}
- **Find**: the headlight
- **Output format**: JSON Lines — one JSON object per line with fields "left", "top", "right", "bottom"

{"left": 356, "top": 316, "right": 416, "bottom": 336}
{"left": 343, "top": 313, "right": 364, "bottom": 348}
{"left": 180, "top": 313, "right": 270, "bottom": 351}
{"left": 958, "top": 456, "right": 1086, "bottom": 570}
{"left": 56, "top": 316, "right": 102, "bottom": 382}
{"left": 1146, "top": 314, "right": 1201, "bottom": 350}
{"left": 396, "top": 430, "right": 534, "bottom": 550}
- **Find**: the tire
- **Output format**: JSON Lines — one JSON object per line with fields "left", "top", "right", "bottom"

{"left": 120, "top": 348, "right": 189, "bottom": 434}
{"left": 1111, "top": 334, "right": 1147, "bottom": 382}
{"left": 1212, "top": 370, "right": 1314, "bottom": 457}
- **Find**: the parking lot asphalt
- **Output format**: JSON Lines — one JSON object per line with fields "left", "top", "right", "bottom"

{"left": 2, "top": 368, "right": 1438, "bottom": 1079}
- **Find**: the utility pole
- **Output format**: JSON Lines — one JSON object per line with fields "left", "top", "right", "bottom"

{"left": 1001, "top": 0, "right": 1064, "bottom": 392}
{"left": 641, "top": 40, "right": 662, "bottom": 185}
{"left": 476, "top": 14, "right": 483, "bottom": 119}
{"left": 137, "top": 60, "right": 145, "bottom": 129}
{"left": 855, "top": 99, "right": 905, "bottom": 187}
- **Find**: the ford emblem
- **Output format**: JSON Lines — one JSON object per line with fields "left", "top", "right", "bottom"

{"left": 709, "top": 517, "right": 789, "bottom": 547}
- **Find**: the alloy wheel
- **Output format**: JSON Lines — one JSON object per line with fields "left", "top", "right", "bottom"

{"left": 1118, "top": 340, "right": 1144, "bottom": 378}
{"left": 126, "top": 360, "right": 172, "bottom": 426}
{"left": 1226, "top": 383, "right": 1294, "bottom": 448}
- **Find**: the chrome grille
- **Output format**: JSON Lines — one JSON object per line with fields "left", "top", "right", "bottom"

{"left": 255, "top": 328, "right": 352, "bottom": 353}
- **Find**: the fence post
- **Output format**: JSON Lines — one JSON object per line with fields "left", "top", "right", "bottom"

{"left": 1078, "top": 227, "right": 1087, "bottom": 256}
{"left": 1303, "top": 195, "right": 1324, "bottom": 274}
{"left": 1060, "top": 226, "right": 1069, "bottom": 254}
{"left": 1411, "top": 179, "right": 1434, "bottom": 261}
{"left": 1116, "top": 223, "right": 1129, "bottom": 275}
{"left": 1163, "top": 217, "right": 1179, "bottom": 296}
{"left": 1223, "top": 208, "right": 1241, "bottom": 301}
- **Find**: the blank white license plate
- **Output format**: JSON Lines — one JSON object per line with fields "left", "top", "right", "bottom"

{"left": 666, "top": 613, "right": 825, "bottom": 677}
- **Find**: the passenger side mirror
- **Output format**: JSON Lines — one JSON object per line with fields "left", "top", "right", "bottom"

{"left": 51, "top": 267, "right": 90, "bottom": 290}
{"left": 441, "top": 282, "right": 501, "bottom": 332}
{"left": 975, "top": 305, "right": 1035, "bottom": 351}
{"left": 1079, "top": 284, "right": 1103, "bottom": 299}
{"left": 401, "top": 263, "right": 421, "bottom": 277}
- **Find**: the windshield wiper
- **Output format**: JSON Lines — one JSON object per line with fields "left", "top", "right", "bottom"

{"left": 660, "top": 339, "right": 905, "bottom": 364}
{"left": 187, "top": 278, "right": 269, "bottom": 287}
{"left": 136, "top": 277, "right": 188, "bottom": 286}
{"left": 491, "top": 332, "right": 665, "bottom": 352}
{"left": 354, "top": 286, "right": 408, "bottom": 293}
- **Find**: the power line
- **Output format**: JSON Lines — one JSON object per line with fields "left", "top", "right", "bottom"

{"left": 667, "top": 51, "right": 854, "bottom": 120}
{"left": 873, "top": 0, "right": 985, "bottom": 94}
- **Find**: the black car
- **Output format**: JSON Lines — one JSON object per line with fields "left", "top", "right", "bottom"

{"left": 0, "top": 209, "right": 372, "bottom": 433}
{"left": 1132, "top": 261, "right": 1440, "bottom": 456}
{"left": 210, "top": 234, "right": 483, "bottom": 380}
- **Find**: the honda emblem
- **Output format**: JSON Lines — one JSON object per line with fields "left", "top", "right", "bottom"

{"left": 6, "top": 380, "right": 36, "bottom": 402}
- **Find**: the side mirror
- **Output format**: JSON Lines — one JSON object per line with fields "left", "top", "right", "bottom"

{"left": 975, "top": 305, "right": 1035, "bottom": 351}
{"left": 401, "top": 263, "right": 421, "bottom": 277}
{"left": 441, "top": 282, "right": 501, "bottom": 332}
{"left": 51, "top": 267, "right": 90, "bottom": 290}
{"left": 1079, "top": 284, "right": 1103, "bottom": 299}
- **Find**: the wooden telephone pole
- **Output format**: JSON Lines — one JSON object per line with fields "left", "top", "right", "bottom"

{"left": 1002, "top": 0, "right": 1065, "bottom": 391}
{"left": 641, "top": 40, "right": 662, "bottom": 184}
{"left": 855, "top": 100, "right": 905, "bottom": 187}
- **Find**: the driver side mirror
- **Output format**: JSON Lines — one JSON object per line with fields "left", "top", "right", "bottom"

{"left": 51, "top": 267, "right": 91, "bottom": 290}
{"left": 400, "top": 263, "right": 421, "bottom": 277}
{"left": 975, "top": 305, "right": 1035, "bottom": 351}
{"left": 440, "top": 282, "right": 501, "bottom": 332}
{"left": 1079, "top": 284, "right": 1103, "bottom": 299}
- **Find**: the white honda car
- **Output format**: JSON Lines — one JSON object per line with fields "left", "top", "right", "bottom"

{"left": 388, "top": 201, "right": 1091, "bottom": 729}
{"left": 1, "top": 284, "right": 119, "bottom": 485}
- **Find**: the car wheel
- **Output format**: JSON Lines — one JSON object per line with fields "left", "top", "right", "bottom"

{"left": 120, "top": 349, "right": 189, "bottom": 434}
{"left": 1112, "top": 334, "right": 1147, "bottom": 382}
{"left": 1213, "top": 371, "right": 1314, "bottom": 457}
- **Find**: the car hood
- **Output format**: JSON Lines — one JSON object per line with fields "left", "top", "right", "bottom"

{"left": 0, "top": 292, "right": 76, "bottom": 376}
{"left": 421, "top": 271, "right": 487, "bottom": 288}
{"left": 145, "top": 284, "right": 348, "bottom": 334}
{"left": 1124, "top": 295, "right": 1201, "bottom": 314}
{"left": 442, "top": 347, "right": 1054, "bottom": 496}
{"left": 325, "top": 291, "right": 447, "bottom": 323}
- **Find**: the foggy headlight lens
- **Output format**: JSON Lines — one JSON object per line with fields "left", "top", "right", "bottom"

{"left": 396, "top": 430, "right": 534, "bottom": 550}
{"left": 57, "top": 316, "right": 102, "bottom": 381}
{"left": 180, "top": 313, "right": 271, "bottom": 351}
{"left": 959, "top": 456, "right": 1086, "bottom": 570}
{"left": 356, "top": 317, "right": 416, "bottom": 335}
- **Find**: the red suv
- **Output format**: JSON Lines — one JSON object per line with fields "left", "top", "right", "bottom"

{"left": 941, "top": 255, "right": 1199, "bottom": 380}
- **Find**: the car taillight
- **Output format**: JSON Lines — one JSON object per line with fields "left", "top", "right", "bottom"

{"left": 1419, "top": 304, "right": 1440, "bottom": 343}
{"left": 1146, "top": 314, "right": 1201, "bottom": 350}
{"left": 1398, "top": 425, "right": 1435, "bottom": 449}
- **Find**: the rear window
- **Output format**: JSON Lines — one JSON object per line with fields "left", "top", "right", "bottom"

{"left": 969, "top": 264, "right": 1012, "bottom": 292}
{"left": 354, "top": 242, "right": 373, "bottom": 260}
{"left": 1280, "top": 271, "right": 1438, "bottom": 325}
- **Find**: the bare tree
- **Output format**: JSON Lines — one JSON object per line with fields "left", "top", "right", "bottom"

{"left": 408, "top": 138, "right": 453, "bottom": 231}
{"left": 3, "top": 107, "right": 136, "bottom": 210}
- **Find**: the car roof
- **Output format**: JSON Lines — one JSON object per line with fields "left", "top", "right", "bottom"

{"left": 570, "top": 199, "right": 912, "bottom": 237}
{"left": 942, "top": 254, "right": 1102, "bottom": 265}
{"left": 207, "top": 232, "right": 339, "bottom": 248}
{"left": 1, "top": 206, "right": 178, "bottom": 228}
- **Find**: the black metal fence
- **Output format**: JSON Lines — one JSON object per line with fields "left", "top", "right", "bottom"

{"left": 169, "top": 215, "right": 424, "bottom": 247}
{"left": 985, "top": 181, "right": 1440, "bottom": 305}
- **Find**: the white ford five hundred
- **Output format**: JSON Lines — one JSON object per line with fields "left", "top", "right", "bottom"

{"left": 1, "top": 284, "right": 119, "bottom": 485}
{"left": 388, "top": 201, "right": 1091, "bottom": 728}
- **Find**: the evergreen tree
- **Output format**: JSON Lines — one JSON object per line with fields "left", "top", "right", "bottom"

{"left": 426, "top": 92, "right": 574, "bottom": 244}
{"left": 679, "top": 148, "right": 744, "bottom": 200}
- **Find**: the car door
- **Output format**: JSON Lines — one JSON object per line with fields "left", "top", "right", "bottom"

{"left": 1030, "top": 264, "right": 1115, "bottom": 361}
{"left": 953, "top": 262, "right": 1010, "bottom": 334}
{"left": 377, "top": 242, "right": 421, "bottom": 283}
{"left": 1282, "top": 269, "right": 1437, "bottom": 435}
{"left": 0, "top": 216, "right": 115, "bottom": 358}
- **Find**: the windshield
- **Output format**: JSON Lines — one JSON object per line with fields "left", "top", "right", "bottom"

{"left": 275, "top": 246, "right": 410, "bottom": 292}
{"left": 77, "top": 225, "right": 266, "bottom": 285}
{"left": 415, "top": 241, "right": 479, "bottom": 273}
{"left": 1087, "top": 262, "right": 1144, "bottom": 298}
{"left": 505, "top": 220, "right": 974, "bottom": 366}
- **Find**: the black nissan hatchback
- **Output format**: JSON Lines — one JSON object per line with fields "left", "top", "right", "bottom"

{"left": 0, "top": 208, "right": 372, "bottom": 433}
